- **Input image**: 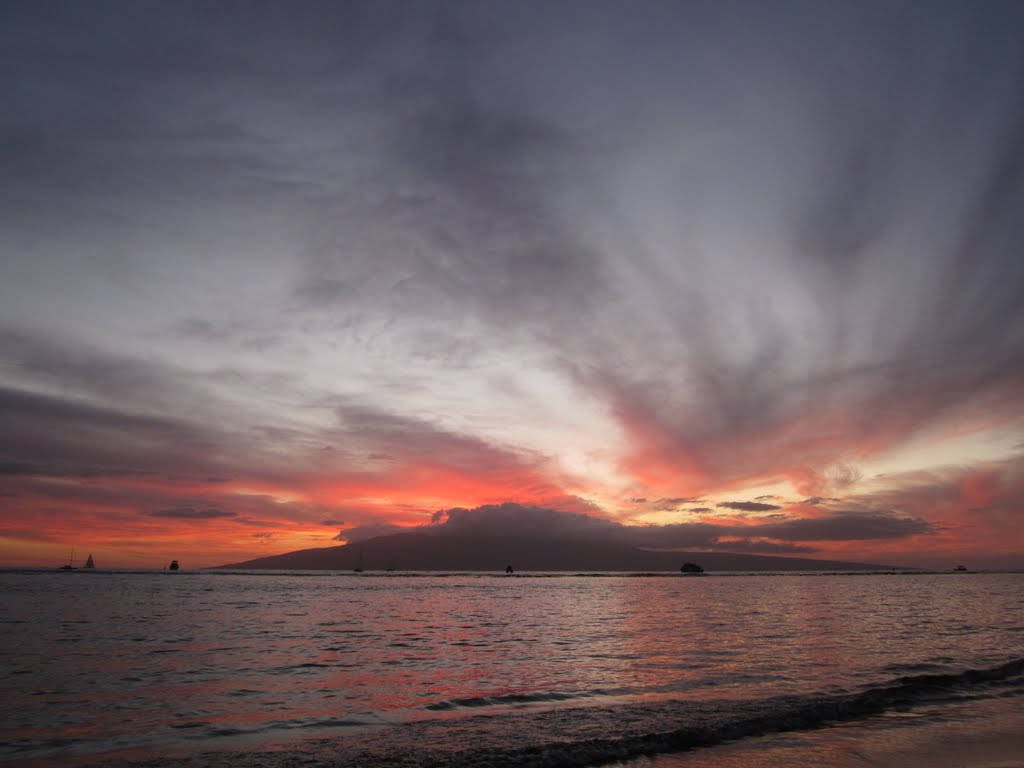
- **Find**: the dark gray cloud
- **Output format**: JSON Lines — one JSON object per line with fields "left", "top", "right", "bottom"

{"left": 667, "top": 539, "right": 816, "bottom": 556}
{"left": 716, "top": 501, "right": 783, "bottom": 513}
{"left": 282, "top": 8, "right": 608, "bottom": 356}
{"left": 0, "top": 329, "right": 263, "bottom": 439}
{"left": 746, "top": 513, "right": 934, "bottom": 542}
{"left": 801, "top": 497, "right": 840, "bottom": 506}
{"left": 431, "top": 503, "right": 621, "bottom": 540}
{"left": 0, "top": 383, "right": 217, "bottom": 481}
{"left": 416, "top": 503, "right": 931, "bottom": 551}
{"left": 0, "top": 460, "right": 38, "bottom": 476}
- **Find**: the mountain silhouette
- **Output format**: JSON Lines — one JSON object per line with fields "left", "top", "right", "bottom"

{"left": 217, "top": 532, "right": 895, "bottom": 571}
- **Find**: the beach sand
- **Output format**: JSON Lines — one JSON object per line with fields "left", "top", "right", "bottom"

{"left": 610, "top": 693, "right": 1024, "bottom": 768}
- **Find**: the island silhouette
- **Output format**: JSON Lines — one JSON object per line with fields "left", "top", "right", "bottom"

{"left": 217, "top": 531, "right": 896, "bottom": 572}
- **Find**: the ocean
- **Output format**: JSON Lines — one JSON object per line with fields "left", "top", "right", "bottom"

{"left": 1, "top": 570, "right": 1021, "bottom": 767}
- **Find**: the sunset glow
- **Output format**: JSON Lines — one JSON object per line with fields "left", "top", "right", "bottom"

{"left": 2, "top": 2, "right": 1023, "bottom": 571}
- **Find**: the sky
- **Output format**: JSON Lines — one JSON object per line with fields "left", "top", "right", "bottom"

{"left": 2, "top": 0, "right": 1023, "bottom": 570}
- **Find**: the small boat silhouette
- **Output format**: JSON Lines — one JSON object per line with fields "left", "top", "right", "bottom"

{"left": 59, "top": 548, "right": 77, "bottom": 570}
{"left": 84, "top": 554, "right": 95, "bottom": 569}
{"left": 168, "top": 560, "right": 180, "bottom": 571}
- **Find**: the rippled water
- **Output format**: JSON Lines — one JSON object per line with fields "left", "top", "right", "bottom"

{"left": 1, "top": 570, "right": 1022, "bottom": 766}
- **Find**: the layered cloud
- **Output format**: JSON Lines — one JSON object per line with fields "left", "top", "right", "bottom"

{"left": 1, "top": 2, "right": 1023, "bottom": 568}
{"left": 331, "top": 502, "right": 935, "bottom": 559}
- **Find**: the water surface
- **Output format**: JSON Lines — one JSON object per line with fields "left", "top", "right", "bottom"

{"left": 2, "top": 570, "right": 1021, "bottom": 766}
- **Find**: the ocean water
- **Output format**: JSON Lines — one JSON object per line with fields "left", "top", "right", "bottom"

{"left": 1, "top": 570, "right": 1021, "bottom": 767}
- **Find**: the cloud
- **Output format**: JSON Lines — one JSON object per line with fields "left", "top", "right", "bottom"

{"left": 148, "top": 507, "right": 236, "bottom": 519}
{"left": 428, "top": 503, "right": 622, "bottom": 542}
{"left": 402, "top": 503, "right": 932, "bottom": 552}
{"left": 716, "top": 501, "right": 783, "bottom": 512}
{"left": 315, "top": 403, "right": 572, "bottom": 504}
{"left": 333, "top": 523, "right": 408, "bottom": 544}
{"left": 842, "top": 457, "right": 1024, "bottom": 555}
{"left": 697, "top": 539, "right": 817, "bottom": 555}
{"left": 0, "top": 381, "right": 220, "bottom": 482}
{"left": 2, "top": 3, "right": 1024, "bottom": 569}
{"left": 0, "top": 460, "right": 37, "bottom": 475}
{"left": 232, "top": 516, "right": 283, "bottom": 528}
{"left": 749, "top": 513, "right": 934, "bottom": 542}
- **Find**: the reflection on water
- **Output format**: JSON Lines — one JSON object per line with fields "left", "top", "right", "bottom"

{"left": 1, "top": 571, "right": 1021, "bottom": 764}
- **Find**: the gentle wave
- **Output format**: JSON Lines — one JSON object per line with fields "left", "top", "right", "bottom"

{"left": 551, "top": 658, "right": 1024, "bottom": 767}
{"left": 44, "top": 656, "right": 1020, "bottom": 768}
{"left": 306, "top": 657, "right": 1024, "bottom": 768}
{"left": 9, "top": 660, "right": 1023, "bottom": 767}
{"left": 425, "top": 690, "right": 592, "bottom": 710}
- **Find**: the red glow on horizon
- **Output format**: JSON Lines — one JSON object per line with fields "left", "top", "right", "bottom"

{"left": 2, "top": 413, "right": 1022, "bottom": 569}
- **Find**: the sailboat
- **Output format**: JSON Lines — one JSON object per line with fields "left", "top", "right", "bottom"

{"left": 84, "top": 554, "right": 95, "bottom": 569}
{"left": 59, "top": 548, "right": 77, "bottom": 570}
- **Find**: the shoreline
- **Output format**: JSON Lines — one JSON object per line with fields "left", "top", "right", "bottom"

{"left": 610, "top": 692, "right": 1024, "bottom": 768}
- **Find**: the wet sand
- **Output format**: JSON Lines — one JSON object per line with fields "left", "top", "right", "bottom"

{"left": 612, "top": 693, "right": 1024, "bottom": 768}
